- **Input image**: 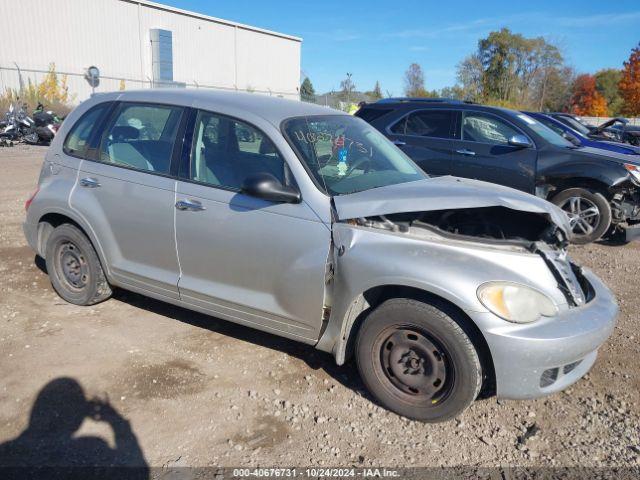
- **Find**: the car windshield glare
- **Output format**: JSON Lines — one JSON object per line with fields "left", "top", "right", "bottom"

{"left": 516, "top": 113, "right": 574, "bottom": 148}
{"left": 282, "top": 115, "right": 426, "bottom": 195}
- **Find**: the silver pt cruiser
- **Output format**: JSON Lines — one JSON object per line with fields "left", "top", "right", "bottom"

{"left": 23, "top": 90, "right": 618, "bottom": 422}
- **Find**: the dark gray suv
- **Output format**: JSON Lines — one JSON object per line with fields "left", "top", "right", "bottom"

{"left": 357, "top": 99, "right": 640, "bottom": 244}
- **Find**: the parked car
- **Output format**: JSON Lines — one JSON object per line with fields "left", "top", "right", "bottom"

{"left": 524, "top": 111, "right": 640, "bottom": 156}
{"left": 549, "top": 113, "right": 640, "bottom": 147}
{"left": 24, "top": 90, "right": 618, "bottom": 422}
{"left": 357, "top": 99, "right": 640, "bottom": 244}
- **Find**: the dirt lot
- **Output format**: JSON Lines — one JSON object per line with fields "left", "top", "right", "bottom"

{"left": 0, "top": 145, "right": 638, "bottom": 470}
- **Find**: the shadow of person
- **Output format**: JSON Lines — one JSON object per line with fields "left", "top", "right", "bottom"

{"left": 0, "top": 378, "right": 148, "bottom": 479}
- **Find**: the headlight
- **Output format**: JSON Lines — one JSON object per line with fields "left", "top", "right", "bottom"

{"left": 624, "top": 164, "right": 640, "bottom": 184}
{"left": 477, "top": 282, "right": 558, "bottom": 323}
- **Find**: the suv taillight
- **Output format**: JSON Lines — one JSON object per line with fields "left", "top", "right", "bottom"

{"left": 25, "top": 187, "right": 39, "bottom": 211}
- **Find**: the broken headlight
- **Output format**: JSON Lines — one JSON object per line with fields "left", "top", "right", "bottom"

{"left": 477, "top": 282, "right": 558, "bottom": 323}
{"left": 624, "top": 164, "right": 640, "bottom": 185}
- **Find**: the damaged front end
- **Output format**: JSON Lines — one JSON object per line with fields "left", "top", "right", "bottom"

{"left": 346, "top": 205, "right": 587, "bottom": 308}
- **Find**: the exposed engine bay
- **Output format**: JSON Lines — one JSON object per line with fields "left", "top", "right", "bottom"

{"left": 350, "top": 206, "right": 568, "bottom": 250}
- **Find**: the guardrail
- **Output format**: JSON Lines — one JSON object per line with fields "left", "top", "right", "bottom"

{"left": 580, "top": 116, "right": 640, "bottom": 127}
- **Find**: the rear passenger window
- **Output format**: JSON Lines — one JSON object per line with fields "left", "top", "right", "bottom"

{"left": 188, "top": 110, "right": 286, "bottom": 190}
{"left": 391, "top": 110, "right": 453, "bottom": 138}
{"left": 63, "top": 103, "right": 110, "bottom": 158}
{"left": 99, "top": 103, "right": 183, "bottom": 174}
{"left": 462, "top": 112, "right": 520, "bottom": 145}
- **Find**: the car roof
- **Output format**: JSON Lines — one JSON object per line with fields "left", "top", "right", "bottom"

{"left": 90, "top": 88, "right": 346, "bottom": 126}
{"left": 365, "top": 98, "right": 517, "bottom": 115}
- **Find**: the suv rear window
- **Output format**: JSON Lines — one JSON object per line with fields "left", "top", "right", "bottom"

{"left": 63, "top": 103, "right": 111, "bottom": 158}
{"left": 390, "top": 110, "right": 453, "bottom": 139}
{"left": 355, "top": 107, "right": 392, "bottom": 123}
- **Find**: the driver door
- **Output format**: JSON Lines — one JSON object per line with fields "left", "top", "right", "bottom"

{"left": 174, "top": 109, "right": 331, "bottom": 343}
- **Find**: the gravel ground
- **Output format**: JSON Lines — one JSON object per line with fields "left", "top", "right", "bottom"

{"left": 0, "top": 144, "right": 638, "bottom": 469}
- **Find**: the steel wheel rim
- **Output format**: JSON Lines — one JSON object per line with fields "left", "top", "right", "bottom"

{"left": 56, "top": 241, "right": 89, "bottom": 290}
{"left": 559, "top": 196, "right": 600, "bottom": 236}
{"left": 377, "top": 326, "right": 453, "bottom": 403}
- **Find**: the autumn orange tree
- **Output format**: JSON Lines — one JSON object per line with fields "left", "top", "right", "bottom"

{"left": 570, "top": 74, "right": 609, "bottom": 116}
{"left": 619, "top": 43, "right": 640, "bottom": 116}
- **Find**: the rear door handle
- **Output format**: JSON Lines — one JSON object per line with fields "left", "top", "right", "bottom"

{"left": 455, "top": 149, "right": 476, "bottom": 156}
{"left": 80, "top": 177, "right": 101, "bottom": 188}
{"left": 392, "top": 140, "right": 406, "bottom": 146}
{"left": 175, "top": 199, "right": 206, "bottom": 211}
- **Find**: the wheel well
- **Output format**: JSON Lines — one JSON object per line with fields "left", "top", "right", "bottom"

{"left": 548, "top": 178, "right": 611, "bottom": 200}
{"left": 37, "top": 213, "right": 89, "bottom": 258}
{"left": 346, "top": 285, "right": 496, "bottom": 398}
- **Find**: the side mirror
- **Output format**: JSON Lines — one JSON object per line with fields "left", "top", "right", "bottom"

{"left": 563, "top": 132, "right": 581, "bottom": 146}
{"left": 241, "top": 172, "right": 301, "bottom": 204}
{"left": 508, "top": 134, "right": 532, "bottom": 148}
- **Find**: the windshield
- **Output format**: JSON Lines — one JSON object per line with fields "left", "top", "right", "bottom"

{"left": 515, "top": 113, "right": 574, "bottom": 148}
{"left": 559, "top": 116, "right": 591, "bottom": 135}
{"left": 282, "top": 115, "right": 426, "bottom": 195}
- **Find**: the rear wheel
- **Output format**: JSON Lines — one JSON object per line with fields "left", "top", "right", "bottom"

{"left": 356, "top": 298, "right": 482, "bottom": 422}
{"left": 45, "top": 224, "right": 112, "bottom": 305}
{"left": 552, "top": 188, "right": 611, "bottom": 244}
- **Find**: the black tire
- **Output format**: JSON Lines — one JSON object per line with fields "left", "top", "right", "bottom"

{"left": 45, "top": 223, "right": 112, "bottom": 305}
{"left": 356, "top": 298, "right": 482, "bottom": 423}
{"left": 551, "top": 188, "right": 612, "bottom": 245}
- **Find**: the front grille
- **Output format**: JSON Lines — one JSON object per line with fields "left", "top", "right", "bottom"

{"left": 537, "top": 246, "right": 587, "bottom": 306}
{"left": 540, "top": 368, "right": 558, "bottom": 387}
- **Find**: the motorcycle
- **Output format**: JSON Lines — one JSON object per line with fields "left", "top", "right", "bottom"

{"left": 0, "top": 103, "right": 35, "bottom": 142}
{"left": 31, "top": 104, "right": 61, "bottom": 144}
{"left": 0, "top": 102, "right": 61, "bottom": 144}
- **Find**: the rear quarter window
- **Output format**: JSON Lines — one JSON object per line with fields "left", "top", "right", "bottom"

{"left": 63, "top": 103, "right": 111, "bottom": 158}
{"left": 355, "top": 107, "right": 392, "bottom": 123}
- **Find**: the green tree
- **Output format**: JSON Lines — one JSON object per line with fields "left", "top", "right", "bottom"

{"left": 456, "top": 54, "right": 484, "bottom": 102}
{"left": 300, "top": 76, "right": 315, "bottom": 101}
{"left": 371, "top": 81, "right": 383, "bottom": 100}
{"left": 595, "top": 69, "right": 623, "bottom": 115}
{"left": 404, "top": 63, "right": 429, "bottom": 97}
{"left": 339, "top": 73, "right": 356, "bottom": 103}
{"left": 462, "top": 27, "right": 564, "bottom": 108}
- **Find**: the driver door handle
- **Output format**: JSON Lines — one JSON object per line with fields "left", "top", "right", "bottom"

{"left": 392, "top": 140, "right": 406, "bottom": 146}
{"left": 175, "top": 199, "right": 206, "bottom": 211}
{"left": 80, "top": 177, "right": 101, "bottom": 188}
{"left": 456, "top": 149, "right": 476, "bottom": 156}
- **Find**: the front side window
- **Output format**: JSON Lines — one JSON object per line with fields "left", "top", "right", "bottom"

{"left": 462, "top": 112, "right": 520, "bottom": 145}
{"left": 391, "top": 110, "right": 453, "bottom": 139}
{"left": 99, "top": 103, "right": 183, "bottom": 174}
{"left": 283, "top": 115, "right": 425, "bottom": 196}
{"left": 188, "top": 110, "right": 287, "bottom": 190}
{"left": 63, "top": 103, "right": 110, "bottom": 158}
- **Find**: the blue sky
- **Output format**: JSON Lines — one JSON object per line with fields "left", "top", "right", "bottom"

{"left": 160, "top": 0, "right": 640, "bottom": 96}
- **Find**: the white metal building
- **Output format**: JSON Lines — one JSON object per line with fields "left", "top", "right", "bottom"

{"left": 0, "top": 0, "right": 302, "bottom": 102}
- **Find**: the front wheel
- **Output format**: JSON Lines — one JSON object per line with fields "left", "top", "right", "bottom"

{"left": 552, "top": 188, "right": 612, "bottom": 245}
{"left": 356, "top": 298, "right": 482, "bottom": 422}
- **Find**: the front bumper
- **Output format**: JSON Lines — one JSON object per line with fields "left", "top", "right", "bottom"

{"left": 470, "top": 268, "right": 618, "bottom": 400}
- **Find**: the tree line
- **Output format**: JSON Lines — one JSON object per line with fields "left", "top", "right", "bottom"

{"left": 301, "top": 29, "right": 640, "bottom": 117}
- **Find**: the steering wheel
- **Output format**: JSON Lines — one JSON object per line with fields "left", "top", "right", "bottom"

{"left": 344, "top": 156, "right": 372, "bottom": 177}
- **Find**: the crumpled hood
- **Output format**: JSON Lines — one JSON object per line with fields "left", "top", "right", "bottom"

{"left": 333, "top": 176, "right": 572, "bottom": 236}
